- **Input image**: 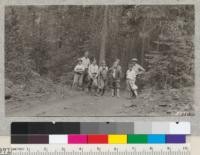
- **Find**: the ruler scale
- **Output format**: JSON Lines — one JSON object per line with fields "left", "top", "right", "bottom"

{"left": 9, "top": 144, "right": 190, "bottom": 155}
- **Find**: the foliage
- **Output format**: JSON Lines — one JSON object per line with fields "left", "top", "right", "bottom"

{"left": 5, "top": 5, "right": 194, "bottom": 93}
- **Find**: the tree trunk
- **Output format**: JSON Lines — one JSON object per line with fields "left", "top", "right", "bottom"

{"left": 141, "top": 21, "right": 146, "bottom": 66}
{"left": 99, "top": 6, "right": 108, "bottom": 63}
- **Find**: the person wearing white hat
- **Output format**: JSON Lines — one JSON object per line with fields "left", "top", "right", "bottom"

{"left": 126, "top": 63, "right": 138, "bottom": 98}
{"left": 130, "top": 58, "right": 145, "bottom": 94}
{"left": 131, "top": 58, "right": 145, "bottom": 75}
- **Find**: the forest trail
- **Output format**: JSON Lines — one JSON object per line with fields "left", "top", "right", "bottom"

{"left": 5, "top": 87, "right": 194, "bottom": 117}
{"left": 5, "top": 6, "right": 194, "bottom": 117}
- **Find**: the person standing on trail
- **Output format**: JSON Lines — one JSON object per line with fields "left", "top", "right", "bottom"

{"left": 98, "top": 60, "right": 108, "bottom": 96}
{"left": 131, "top": 58, "right": 145, "bottom": 92}
{"left": 81, "top": 51, "right": 90, "bottom": 90}
{"left": 72, "top": 58, "right": 85, "bottom": 89}
{"left": 88, "top": 58, "right": 99, "bottom": 95}
{"left": 126, "top": 63, "right": 138, "bottom": 98}
{"left": 109, "top": 59, "right": 122, "bottom": 97}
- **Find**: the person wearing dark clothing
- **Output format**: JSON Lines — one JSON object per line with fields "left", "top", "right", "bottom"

{"left": 109, "top": 59, "right": 122, "bottom": 97}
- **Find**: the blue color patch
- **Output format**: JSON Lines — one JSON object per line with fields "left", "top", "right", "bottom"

{"left": 147, "top": 134, "right": 165, "bottom": 143}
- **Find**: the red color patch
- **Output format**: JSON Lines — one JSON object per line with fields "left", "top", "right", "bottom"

{"left": 87, "top": 134, "right": 108, "bottom": 144}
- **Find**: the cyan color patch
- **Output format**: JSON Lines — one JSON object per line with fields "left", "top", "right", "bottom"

{"left": 147, "top": 134, "right": 165, "bottom": 144}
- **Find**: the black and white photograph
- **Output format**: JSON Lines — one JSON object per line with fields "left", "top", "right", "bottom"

{"left": 5, "top": 5, "right": 195, "bottom": 116}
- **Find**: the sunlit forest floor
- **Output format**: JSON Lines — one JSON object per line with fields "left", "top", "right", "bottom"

{"left": 5, "top": 6, "right": 195, "bottom": 117}
{"left": 5, "top": 86, "right": 194, "bottom": 117}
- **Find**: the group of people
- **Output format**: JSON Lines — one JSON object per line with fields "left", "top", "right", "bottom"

{"left": 72, "top": 51, "right": 145, "bottom": 98}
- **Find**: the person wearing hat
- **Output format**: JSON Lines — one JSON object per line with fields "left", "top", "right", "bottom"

{"left": 131, "top": 58, "right": 145, "bottom": 75}
{"left": 98, "top": 60, "right": 108, "bottom": 96}
{"left": 126, "top": 63, "right": 138, "bottom": 98}
{"left": 131, "top": 58, "right": 145, "bottom": 93}
{"left": 72, "top": 58, "right": 85, "bottom": 89}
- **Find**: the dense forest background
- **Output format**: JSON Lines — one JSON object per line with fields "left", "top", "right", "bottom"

{"left": 5, "top": 5, "right": 194, "bottom": 99}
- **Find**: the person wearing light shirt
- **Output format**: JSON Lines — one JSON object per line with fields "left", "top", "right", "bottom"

{"left": 131, "top": 58, "right": 145, "bottom": 75}
{"left": 72, "top": 58, "right": 85, "bottom": 89}
{"left": 81, "top": 55, "right": 90, "bottom": 69}
{"left": 131, "top": 58, "right": 145, "bottom": 92}
{"left": 88, "top": 58, "right": 99, "bottom": 94}
{"left": 126, "top": 63, "right": 138, "bottom": 98}
{"left": 81, "top": 51, "right": 90, "bottom": 90}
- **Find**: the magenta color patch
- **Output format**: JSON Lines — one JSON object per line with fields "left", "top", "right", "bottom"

{"left": 68, "top": 134, "right": 87, "bottom": 144}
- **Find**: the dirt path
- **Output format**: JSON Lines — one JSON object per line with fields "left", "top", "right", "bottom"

{"left": 5, "top": 87, "right": 194, "bottom": 117}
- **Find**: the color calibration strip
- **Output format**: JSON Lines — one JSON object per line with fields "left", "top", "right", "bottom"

{"left": 11, "top": 122, "right": 191, "bottom": 134}
{"left": 12, "top": 134, "right": 186, "bottom": 144}
{"left": 11, "top": 122, "right": 190, "bottom": 144}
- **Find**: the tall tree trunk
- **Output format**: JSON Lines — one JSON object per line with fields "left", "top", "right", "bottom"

{"left": 141, "top": 21, "right": 146, "bottom": 66}
{"left": 99, "top": 6, "right": 108, "bottom": 63}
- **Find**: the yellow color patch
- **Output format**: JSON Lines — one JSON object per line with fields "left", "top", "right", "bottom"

{"left": 108, "top": 134, "right": 127, "bottom": 144}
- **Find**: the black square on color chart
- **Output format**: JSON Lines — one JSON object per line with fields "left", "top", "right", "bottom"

{"left": 11, "top": 135, "right": 28, "bottom": 144}
{"left": 11, "top": 135, "right": 49, "bottom": 144}
{"left": 11, "top": 122, "right": 81, "bottom": 134}
{"left": 11, "top": 122, "right": 29, "bottom": 134}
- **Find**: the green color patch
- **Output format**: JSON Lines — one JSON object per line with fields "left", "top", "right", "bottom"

{"left": 127, "top": 134, "right": 148, "bottom": 144}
